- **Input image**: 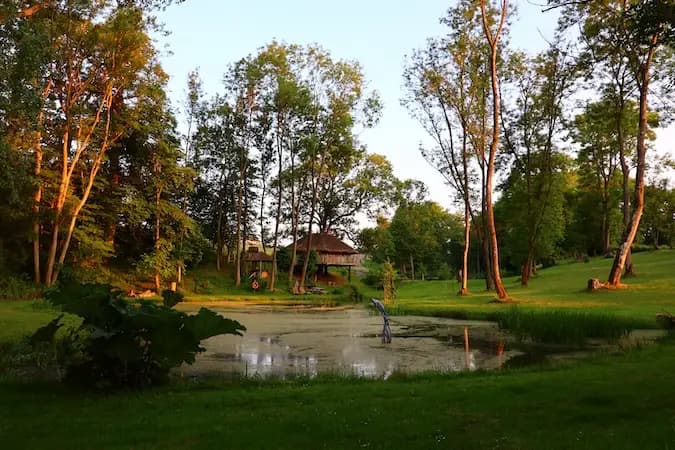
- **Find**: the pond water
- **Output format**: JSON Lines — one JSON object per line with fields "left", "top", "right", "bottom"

{"left": 175, "top": 305, "right": 663, "bottom": 379}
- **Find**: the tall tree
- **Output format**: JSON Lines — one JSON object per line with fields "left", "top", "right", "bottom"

{"left": 501, "top": 45, "right": 577, "bottom": 285}
{"left": 550, "top": 0, "right": 675, "bottom": 286}
{"left": 480, "top": 0, "right": 509, "bottom": 299}
{"left": 296, "top": 47, "right": 381, "bottom": 292}
{"left": 26, "top": 3, "right": 158, "bottom": 285}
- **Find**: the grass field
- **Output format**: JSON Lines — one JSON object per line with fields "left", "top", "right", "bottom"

{"left": 183, "top": 250, "right": 675, "bottom": 325}
{"left": 373, "top": 250, "right": 675, "bottom": 324}
{"left": 1, "top": 340, "right": 674, "bottom": 449}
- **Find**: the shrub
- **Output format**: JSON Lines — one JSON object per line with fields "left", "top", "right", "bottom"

{"left": 31, "top": 282, "right": 245, "bottom": 388}
{"left": 0, "top": 275, "right": 42, "bottom": 300}
{"left": 382, "top": 260, "right": 397, "bottom": 304}
{"left": 435, "top": 262, "right": 453, "bottom": 280}
{"left": 161, "top": 289, "right": 184, "bottom": 308}
{"left": 362, "top": 267, "right": 384, "bottom": 289}
{"left": 343, "top": 284, "right": 364, "bottom": 303}
{"left": 276, "top": 247, "right": 291, "bottom": 273}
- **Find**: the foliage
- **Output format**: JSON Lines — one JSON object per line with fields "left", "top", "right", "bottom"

{"left": 356, "top": 216, "right": 395, "bottom": 263}
{"left": 275, "top": 246, "right": 292, "bottom": 273}
{"left": 33, "top": 282, "right": 245, "bottom": 388}
{"left": 362, "top": 267, "right": 384, "bottom": 290}
{"left": 389, "top": 201, "right": 463, "bottom": 278}
{"left": 497, "top": 307, "right": 631, "bottom": 345}
{"left": 343, "top": 284, "right": 364, "bottom": 303}
{"left": 0, "top": 275, "right": 42, "bottom": 300}
{"left": 161, "top": 289, "right": 184, "bottom": 308}
{"left": 382, "top": 260, "right": 397, "bottom": 305}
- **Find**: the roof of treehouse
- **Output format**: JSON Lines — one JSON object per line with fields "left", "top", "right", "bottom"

{"left": 291, "top": 233, "right": 359, "bottom": 255}
{"left": 243, "top": 247, "right": 273, "bottom": 262}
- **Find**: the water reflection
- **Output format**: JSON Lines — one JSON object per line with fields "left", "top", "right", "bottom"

{"left": 177, "top": 307, "right": 520, "bottom": 379}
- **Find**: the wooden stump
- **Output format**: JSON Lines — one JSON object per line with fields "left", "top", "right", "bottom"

{"left": 587, "top": 278, "right": 603, "bottom": 291}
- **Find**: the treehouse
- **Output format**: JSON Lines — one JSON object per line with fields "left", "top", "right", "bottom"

{"left": 290, "top": 232, "right": 362, "bottom": 280}
{"left": 243, "top": 246, "right": 273, "bottom": 276}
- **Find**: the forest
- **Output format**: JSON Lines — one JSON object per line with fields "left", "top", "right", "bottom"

{"left": 0, "top": 0, "right": 673, "bottom": 300}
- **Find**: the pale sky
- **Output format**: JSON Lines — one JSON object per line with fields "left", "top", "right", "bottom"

{"left": 155, "top": 0, "right": 675, "bottom": 214}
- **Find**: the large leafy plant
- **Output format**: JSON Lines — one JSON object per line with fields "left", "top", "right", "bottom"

{"left": 34, "top": 282, "right": 245, "bottom": 388}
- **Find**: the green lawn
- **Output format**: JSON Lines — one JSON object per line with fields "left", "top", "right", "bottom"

{"left": 182, "top": 251, "right": 675, "bottom": 326}
{"left": 384, "top": 250, "right": 675, "bottom": 325}
{"left": 0, "top": 300, "right": 79, "bottom": 343}
{"left": 1, "top": 341, "right": 674, "bottom": 449}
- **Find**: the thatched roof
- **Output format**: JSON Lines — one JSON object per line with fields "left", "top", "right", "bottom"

{"left": 243, "top": 248, "right": 273, "bottom": 262}
{"left": 290, "top": 233, "right": 358, "bottom": 255}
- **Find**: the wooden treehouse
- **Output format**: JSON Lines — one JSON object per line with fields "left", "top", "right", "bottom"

{"left": 243, "top": 245, "right": 273, "bottom": 275}
{"left": 290, "top": 232, "right": 362, "bottom": 281}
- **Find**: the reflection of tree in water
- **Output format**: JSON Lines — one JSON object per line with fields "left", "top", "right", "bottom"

{"left": 235, "top": 337, "right": 319, "bottom": 377}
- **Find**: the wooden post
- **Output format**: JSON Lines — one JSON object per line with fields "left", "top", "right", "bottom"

{"left": 348, "top": 266, "right": 352, "bottom": 282}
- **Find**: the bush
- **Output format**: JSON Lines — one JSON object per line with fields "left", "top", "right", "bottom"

{"left": 276, "top": 246, "right": 291, "bottom": 273}
{"left": 161, "top": 289, "right": 184, "bottom": 308}
{"left": 382, "top": 260, "right": 397, "bottom": 304}
{"left": 362, "top": 268, "right": 383, "bottom": 290}
{"left": 435, "top": 262, "right": 453, "bottom": 280}
{"left": 343, "top": 284, "right": 364, "bottom": 303}
{"left": 31, "top": 282, "right": 245, "bottom": 388}
{"left": 0, "top": 275, "right": 42, "bottom": 300}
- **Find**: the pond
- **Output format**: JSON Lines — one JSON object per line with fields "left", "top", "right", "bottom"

{"left": 176, "top": 305, "right": 663, "bottom": 379}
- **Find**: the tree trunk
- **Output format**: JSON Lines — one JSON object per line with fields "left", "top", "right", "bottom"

{"left": 521, "top": 249, "right": 534, "bottom": 287}
{"left": 607, "top": 40, "right": 657, "bottom": 286}
{"left": 480, "top": 0, "right": 508, "bottom": 300}
{"left": 299, "top": 152, "right": 326, "bottom": 291}
{"left": 602, "top": 196, "right": 610, "bottom": 254}
{"left": 480, "top": 226, "right": 494, "bottom": 291}
{"left": 269, "top": 145, "right": 283, "bottom": 292}
{"left": 32, "top": 121, "right": 43, "bottom": 284}
{"left": 299, "top": 209, "right": 317, "bottom": 292}
{"left": 154, "top": 174, "right": 163, "bottom": 292}
{"left": 458, "top": 199, "right": 471, "bottom": 296}
{"left": 618, "top": 107, "right": 634, "bottom": 276}
{"left": 288, "top": 210, "right": 299, "bottom": 287}
{"left": 409, "top": 254, "right": 415, "bottom": 281}
{"left": 235, "top": 170, "right": 243, "bottom": 287}
{"left": 241, "top": 178, "right": 251, "bottom": 282}
{"left": 216, "top": 200, "right": 223, "bottom": 272}
{"left": 51, "top": 153, "right": 105, "bottom": 284}
{"left": 44, "top": 130, "right": 71, "bottom": 287}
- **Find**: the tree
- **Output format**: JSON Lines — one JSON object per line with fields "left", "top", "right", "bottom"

{"left": 389, "top": 201, "right": 463, "bottom": 280}
{"left": 382, "top": 259, "right": 396, "bottom": 305}
{"left": 23, "top": 3, "right": 158, "bottom": 286}
{"left": 252, "top": 42, "right": 311, "bottom": 291}
{"left": 500, "top": 44, "right": 577, "bottom": 285}
{"left": 296, "top": 47, "right": 381, "bottom": 292}
{"left": 642, "top": 178, "right": 675, "bottom": 248}
{"left": 315, "top": 151, "right": 397, "bottom": 237}
{"left": 403, "top": 0, "right": 504, "bottom": 295}
{"left": 480, "top": 0, "right": 510, "bottom": 299}
{"left": 550, "top": 0, "right": 675, "bottom": 286}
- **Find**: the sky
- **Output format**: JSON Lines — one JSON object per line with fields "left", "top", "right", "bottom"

{"left": 154, "top": 0, "right": 675, "bottom": 214}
